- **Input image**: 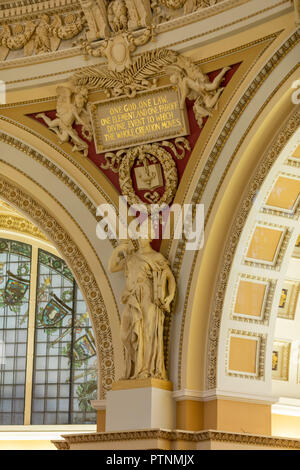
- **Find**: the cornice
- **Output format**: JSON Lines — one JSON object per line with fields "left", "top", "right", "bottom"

{"left": 0, "top": 0, "right": 80, "bottom": 22}
{"left": 53, "top": 429, "right": 300, "bottom": 449}
{"left": 172, "top": 389, "right": 277, "bottom": 404}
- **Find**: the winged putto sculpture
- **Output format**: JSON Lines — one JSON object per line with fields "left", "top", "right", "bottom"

{"left": 169, "top": 55, "right": 230, "bottom": 127}
{"left": 36, "top": 86, "right": 92, "bottom": 157}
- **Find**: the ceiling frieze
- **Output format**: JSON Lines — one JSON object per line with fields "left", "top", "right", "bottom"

{"left": 0, "top": 0, "right": 253, "bottom": 63}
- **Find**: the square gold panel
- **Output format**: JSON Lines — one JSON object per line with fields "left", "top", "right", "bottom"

{"left": 246, "top": 226, "right": 284, "bottom": 264}
{"left": 272, "top": 341, "right": 290, "bottom": 381}
{"left": 234, "top": 280, "right": 267, "bottom": 319}
{"left": 266, "top": 177, "right": 300, "bottom": 211}
{"left": 228, "top": 335, "right": 259, "bottom": 375}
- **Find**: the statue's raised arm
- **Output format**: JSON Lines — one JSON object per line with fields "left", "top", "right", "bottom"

{"left": 108, "top": 241, "right": 132, "bottom": 273}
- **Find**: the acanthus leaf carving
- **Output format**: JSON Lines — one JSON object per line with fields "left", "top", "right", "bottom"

{"left": 0, "top": 0, "right": 228, "bottom": 62}
{"left": 0, "top": 22, "right": 36, "bottom": 60}
{"left": 151, "top": 0, "right": 224, "bottom": 24}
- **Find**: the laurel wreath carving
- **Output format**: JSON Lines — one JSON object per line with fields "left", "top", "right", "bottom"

{"left": 118, "top": 143, "right": 178, "bottom": 212}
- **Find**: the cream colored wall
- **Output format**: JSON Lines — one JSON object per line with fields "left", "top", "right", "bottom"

{"left": 0, "top": 440, "right": 57, "bottom": 450}
{"left": 272, "top": 414, "right": 300, "bottom": 439}
{"left": 0, "top": 426, "right": 97, "bottom": 450}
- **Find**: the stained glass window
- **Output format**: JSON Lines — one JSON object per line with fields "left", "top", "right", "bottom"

{"left": 0, "top": 239, "right": 97, "bottom": 425}
{"left": 0, "top": 240, "right": 31, "bottom": 425}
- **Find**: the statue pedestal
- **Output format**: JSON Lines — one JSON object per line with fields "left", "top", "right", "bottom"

{"left": 105, "top": 378, "right": 175, "bottom": 432}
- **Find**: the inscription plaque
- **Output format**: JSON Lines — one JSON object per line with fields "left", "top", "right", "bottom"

{"left": 89, "top": 85, "right": 189, "bottom": 153}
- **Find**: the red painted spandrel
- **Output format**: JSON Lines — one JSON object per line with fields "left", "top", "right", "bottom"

{"left": 28, "top": 62, "right": 241, "bottom": 251}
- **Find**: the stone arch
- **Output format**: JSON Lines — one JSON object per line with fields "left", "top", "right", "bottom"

{"left": 175, "top": 33, "right": 300, "bottom": 394}
{"left": 0, "top": 151, "right": 122, "bottom": 398}
{"left": 208, "top": 110, "right": 300, "bottom": 395}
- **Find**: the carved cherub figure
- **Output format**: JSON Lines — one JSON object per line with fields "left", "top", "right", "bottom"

{"left": 169, "top": 56, "right": 230, "bottom": 127}
{"left": 33, "top": 15, "right": 53, "bottom": 54}
{"left": 107, "top": 0, "right": 129, "bottom": 33}
{"left": 79, "top": 0, "right": 110, "bottom": 40}
{"left": 36, "top": 86, "right": 92, "bottom": 156}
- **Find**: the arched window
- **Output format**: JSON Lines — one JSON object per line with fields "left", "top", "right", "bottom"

{"left": 0, "top": 238, "right": 97, "bottom": 425}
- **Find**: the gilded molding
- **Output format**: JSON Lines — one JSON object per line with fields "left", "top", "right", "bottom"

{"left": 53, "top": 429, "right": 300, "bottom": 449}
{"left": 0, "top": 213, "right": 48, "bottom": 241}
{"left": 52, "top": 440, "right": 70, "bottom": 450}
{"left": 243, "top": 222, "right": 291, "bottom": 271}
{"left": 230, "top": 274, "right": 276, "bottom": 325}
{"left": 0, "top": 0, "right": 80, "bottom": 22}
{"left": 0, "top": 11, "right": 86, "bottom": 62}
{"left": 261, "top": 171, "right": 300, "bottom": 219}
{"left": 0, "top": 1, "right": 284, "bottom": 72}
{"left": 157, "top": 0, "right": 289, "bottom": 50}
{"left": 175, "top": 32, "right": 300, "bottom": 279}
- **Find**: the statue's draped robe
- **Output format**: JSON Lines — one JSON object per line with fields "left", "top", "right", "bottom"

{"left": 120, "top": 252, "right": 169, "bottom": 379}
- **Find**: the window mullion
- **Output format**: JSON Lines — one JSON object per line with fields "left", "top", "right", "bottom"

{"left": 23, "top": 246, "right": 38, "bottom": 425}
